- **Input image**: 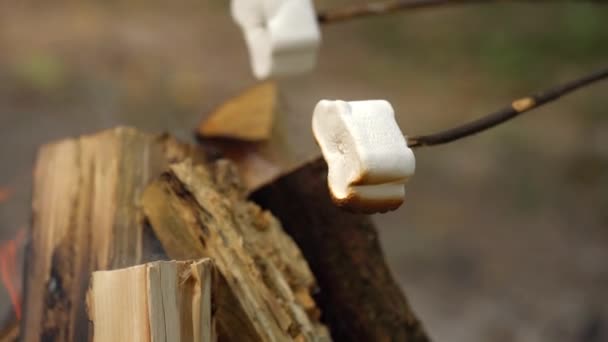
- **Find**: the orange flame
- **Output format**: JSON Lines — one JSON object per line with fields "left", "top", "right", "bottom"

{"left": 0, "top": 229, "right": 25, "bottom": 320}
{"left": 0, "top": 186, "right": 12, "bottom": 204}
{"left": 1, "top": 186, "right": 24, "bottom": 321}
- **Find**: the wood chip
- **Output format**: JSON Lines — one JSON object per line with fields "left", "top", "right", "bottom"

{"left": 198, "top": 82, "right": 277, "bottom": 141}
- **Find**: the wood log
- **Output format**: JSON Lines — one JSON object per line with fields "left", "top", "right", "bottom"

{"left": 141, "top": 160, "right": 331, "bottom": 342}
{"left": 23, "top": 127, "right": 204, "bottom": 342}
{"left": 251, "top": 159, "right": 431, "bottom": 342}
{"left": 87, "top": 259, "right": 216, "bottom": 342}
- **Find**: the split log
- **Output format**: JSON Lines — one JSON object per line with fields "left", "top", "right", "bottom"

{"left": 251, "top": 159, "right": 430, "bottom": 342}
{"left": 87, "top": 259, "right": 216, "bottom": 342}
{"left": 23, "top": 127, "right": 204, "bottom": 342}
{"left": 141, "top": 161, "right": 331, "bottom": 342}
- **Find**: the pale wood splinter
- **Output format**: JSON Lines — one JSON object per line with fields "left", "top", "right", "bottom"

{"left": 87, "top": 259, "right": 216, "bottom": 342}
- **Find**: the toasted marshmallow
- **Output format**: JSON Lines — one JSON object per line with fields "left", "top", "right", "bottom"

{"left": 312, "top": 100, "right": 415, "bottom": 213}
{"left": 231, "top": 0, "right": 321, "bottom": 79}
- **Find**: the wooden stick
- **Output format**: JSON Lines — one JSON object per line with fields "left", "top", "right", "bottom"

{"left": 318, "top": 0, "right": 607, "bottom": 24}
{"left": 87, "top": 259, "right": 216, "bottom": 342}
{"left": 408, "top": 66, "right": 608, "bottom": 148}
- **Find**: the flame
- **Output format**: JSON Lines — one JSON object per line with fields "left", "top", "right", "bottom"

{"left": 0, "top": 228, "right": 25, "bottom": 321}
{"left": 1, "top": 186, "right": 24, "bottom": 321}
{"left": 0, "top": 186, "right": 12, "bottom": 204}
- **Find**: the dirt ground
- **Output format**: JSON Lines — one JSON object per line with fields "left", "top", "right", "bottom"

{"left": 1, "top": 1, "right": 607, "bottom": 341}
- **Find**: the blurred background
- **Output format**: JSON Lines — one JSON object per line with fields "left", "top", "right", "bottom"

{"left": 0, "top": 1, "right": 607, "bottom": 341}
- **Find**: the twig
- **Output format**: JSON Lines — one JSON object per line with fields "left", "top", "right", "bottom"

{"left": 318, "top": 0, "right": 607, "bottom": 24}
{"left": 407, "top": 67, "right": 608, "bottom": 148}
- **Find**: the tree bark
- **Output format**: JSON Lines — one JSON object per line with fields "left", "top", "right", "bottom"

{"left": 251, "top": 159, "right": 430, "bottom": 342}
{"left": 22, "top": 127, "right": 203, "bottom": 342}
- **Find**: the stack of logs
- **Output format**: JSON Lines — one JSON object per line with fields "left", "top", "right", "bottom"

{"left": 17, "top": 127, "right": 428, "bottom": 342}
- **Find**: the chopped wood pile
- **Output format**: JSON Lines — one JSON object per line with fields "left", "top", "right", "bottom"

{"left": 16, "top": 127, "right": 428, "bottom": 342}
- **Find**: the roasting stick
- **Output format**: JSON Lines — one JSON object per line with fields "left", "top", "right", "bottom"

{"left": 200, "top": 67, "right": 607, "bottom": 213}
{"left": 312, "top": 67, "right": 608, "bottom": 212}
{"left": 230, "top": 0, "right": 606, "bottom": 80}
{"left": 317, "top": 0, "right": 607, "bottom": 25}
{"left": 214, "top": 1, "right": 608, "bottom": 213}
{"left": 407, "top": 67, "right": 608, "bottom": 148}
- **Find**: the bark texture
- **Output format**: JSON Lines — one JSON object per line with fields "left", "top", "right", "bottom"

{"left": 252, "top": 158, "right": 430, "bottom": 342}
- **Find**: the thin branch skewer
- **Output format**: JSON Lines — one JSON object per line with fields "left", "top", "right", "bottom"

{"left": 407, "top": 67, "right": 608, "bottom": 148}
{"left": 318, "top": 0, "right": 607, "bottom": 24}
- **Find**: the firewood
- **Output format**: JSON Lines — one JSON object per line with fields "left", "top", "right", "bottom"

{"left": 251, "top": 159, "right": 430, "bottom": 342}
{"left": 87, "top": 259, "right": 216, "bottom": 342}
{"left": 141, "top": 160, "right": 331, "bottom": 342}
{"left": 23, "top": 127, "right": 204, "bottom": 342}
{"left": 198, "top": 81, "right": 276, "bottom": 142}
{"left": 24, "top": 126, "right": 425, "bottom": 341}
{"left": 197, "top": 82, "right": 318, "bottom": 192}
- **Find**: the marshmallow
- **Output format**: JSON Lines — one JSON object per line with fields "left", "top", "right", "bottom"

{"left": 231, "top": 0, "right": 321, "bottom": 79}
{"left": 312, "top": 100, "right": 415, "bottom": 213}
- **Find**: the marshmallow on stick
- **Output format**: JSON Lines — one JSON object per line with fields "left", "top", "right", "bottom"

{"left": 231, "top": 0, "right": 321, "bottom": 79}
{"left": 312, "top": 100, "right": 415, "bottom": 213}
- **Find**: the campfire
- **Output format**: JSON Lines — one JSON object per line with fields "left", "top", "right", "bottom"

{"left": 0, "top": 186, "right": 23, "bottom": 341}
{"left": 0, "top": 229, "right": 24, "bottom": 321}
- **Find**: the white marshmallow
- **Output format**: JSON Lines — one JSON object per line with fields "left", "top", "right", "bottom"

{"left": 312, "top": 100, "right": 415, "bottom": 213}
{"left": 231, "top": 0, "right": 321, "bottom": 79}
